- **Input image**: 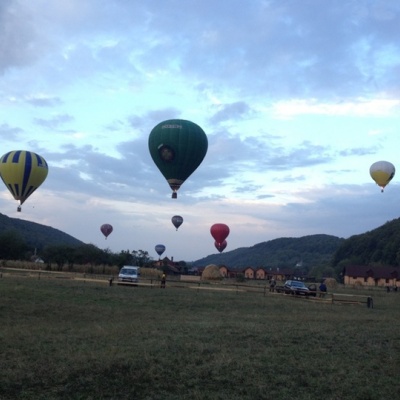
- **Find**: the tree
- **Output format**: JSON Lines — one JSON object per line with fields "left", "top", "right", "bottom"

{"left": 0, "top": 230, "right": 28, "bottom": 260}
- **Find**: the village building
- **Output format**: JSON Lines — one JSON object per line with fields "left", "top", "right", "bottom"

{"left": 343, "top": 265, "right": 400, "bottom": 288}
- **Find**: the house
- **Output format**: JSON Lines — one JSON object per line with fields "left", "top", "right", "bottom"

{"left": 243, "top": 267, "right": 255, "bottom": 279}
{"left": 343, "top": 265, "right": 400, "bottom": 287}
{"left": 191, "top": 265, "right": 297, "bottom": 281}
{"left": 222, "top": 266, "right": 295, "bottom": 281}
{"left": 152, "top": 257, "right": 181, "bottom": 275}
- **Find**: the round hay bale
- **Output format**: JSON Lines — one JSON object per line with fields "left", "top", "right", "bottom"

{"left": 324, "top": 277, "right": 337, "bottom": 289}
{"left": 201, "top": 264, "right": 223, "bottom": 281}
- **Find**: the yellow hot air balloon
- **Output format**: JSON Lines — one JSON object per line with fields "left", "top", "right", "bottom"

{"left": 0, "top": 150, "right": 49, "bottom": 211}
{"left": 369, "top": 161, "right": 395, "bottom": 192}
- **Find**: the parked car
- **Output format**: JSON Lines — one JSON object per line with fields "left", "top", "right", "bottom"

{"left": 276, "top": 280, "right": 316, "bottom": 297}
{"left": 118, "top": 266, "right": 140, "bottom": 284}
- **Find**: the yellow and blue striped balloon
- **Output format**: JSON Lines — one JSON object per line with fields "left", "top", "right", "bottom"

{"left": 0, "top": 150, "right": 48, "bottom": 211}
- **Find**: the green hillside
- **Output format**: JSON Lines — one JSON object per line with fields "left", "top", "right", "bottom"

{"left": 332, "top": 218, "right": 400, "bottom": 267}
{"left": 0, "top": 213, "right": 84, "bottom": 252}
{"left": 193, "top": 234, "right": 344, "bottom": 268}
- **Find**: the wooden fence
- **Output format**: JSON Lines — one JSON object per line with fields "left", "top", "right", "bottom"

{"left": 0, "top": 267, "right": 374, "bottom": 307}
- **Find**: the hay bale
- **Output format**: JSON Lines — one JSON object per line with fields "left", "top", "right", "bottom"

{"left": 201, "top": 264, "right": 223, "bottom": 281}
{"left": 324, "top": 277, "right": 337, "bottom": 289}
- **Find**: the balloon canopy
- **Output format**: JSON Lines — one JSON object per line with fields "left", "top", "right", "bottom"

{"left": 155, "top": 244, "right": 166, "bottom": 257}
{"left": 0, "top": 150, "right": 48, "bottom": 212}
{"left": 210, "top": 223, "right": 230, "bottom": 244}
{"left": 370, "top": 161, "right": 395, "bottom": 192}
{"left": 100, "top": 224, "right": 113, "bottom": 239}
{"left": 148, "top": 119, "right": 208, "bottom": 198}
{"left": 215, "top": 240, "right": 227, "bottom": 253}
{"left": 171, "top": 215, "right": 184, "bottom": 230}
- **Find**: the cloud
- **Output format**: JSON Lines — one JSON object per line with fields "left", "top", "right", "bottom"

{"left": 271, "top": 98, "right": 400, "bottom": 118}
{"left": 25, "top": 94, "right": 63, "bottom": 108}
{"left": 34, "top": 114, "right": 74, "bottom": 129}
{"left": 0, "top": 123, "right": 24, "bottom": 141}
{"left": 209, "top": 101, "right": 253, "bottom": 124}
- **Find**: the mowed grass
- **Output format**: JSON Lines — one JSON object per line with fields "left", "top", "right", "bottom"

{"left": 0, "top": 277, "right": 399, "bottom": 400}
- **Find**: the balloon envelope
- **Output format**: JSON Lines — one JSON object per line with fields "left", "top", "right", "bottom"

{"left": 215, "top": 240, "right": 227, "bottom": 253}
{"left": 148, "top": 119, "right": 208, "bottom": 198}
{"left": 0, "top": 150, "right": 48, "bottom": 211}
{"left": 210, "top": 223, "right": 230, "bottom": 244}
{"left": 171, "top": 215, "right": 184, "bottom": 230}
{"left": 100, "top": 224, "right": 113, "bottom": 239}
{"left": 370, "top": 161, "right": 395, "bottom": 192}
{"left": 155, "top": 244, "right": 166, "bottom": 257}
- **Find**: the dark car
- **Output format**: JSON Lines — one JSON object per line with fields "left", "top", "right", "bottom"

{"left": 276, "top": 280, "right": 316, "bottom": 297}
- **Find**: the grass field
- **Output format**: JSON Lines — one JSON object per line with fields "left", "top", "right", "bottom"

{"left": 1, "top": 274, "right": 399, "bottom": 400}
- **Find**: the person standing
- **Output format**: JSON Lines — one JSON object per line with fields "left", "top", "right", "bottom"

{"left": 319, "top": 281, "right": 327, "bottom": 298}
{"left": 160, "top": 273, "right": 166, "bottom": 289}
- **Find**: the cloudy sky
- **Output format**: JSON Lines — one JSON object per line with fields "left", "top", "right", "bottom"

{"left": 1, "top": 0, "right": 399, "bottom": 262}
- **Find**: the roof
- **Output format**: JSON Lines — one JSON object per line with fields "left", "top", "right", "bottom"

{"left": 344, "top": 265, "right": 400, "bottom": 279}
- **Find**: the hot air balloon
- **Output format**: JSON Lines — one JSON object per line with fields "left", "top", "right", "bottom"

{"left": 370, "top": 161, "right": 395, "bottom": 192}
{"left": 215, "top": 240, "right": 227, "bottom": 253}
{"left": 0, "top": 150, "right": 48, "bottom": 212}
{"left": 100, "top": 224, "right": 113, "bottom": 239}
{"left": 148, "top": 119, "right": 208, "bottom": 198}
{"left": 171, "top": 215, "right": 183, "bottom": 230}
{"left": 210, "top": 223, "right": 230, "bottom": 244}
{"left": 155, "top": 244, "right": 166, "bottom": 257}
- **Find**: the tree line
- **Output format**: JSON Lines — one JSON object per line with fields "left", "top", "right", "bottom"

{"left": 0, "top": 230, "right": 153, "bottom": 270}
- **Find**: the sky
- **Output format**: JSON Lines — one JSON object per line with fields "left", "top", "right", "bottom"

{"left": 1, "top": 0, "right": 400, "bottom": 262}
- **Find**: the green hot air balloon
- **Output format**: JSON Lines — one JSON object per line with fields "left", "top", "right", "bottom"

{"left": 148, "top": 119, "right": 208, "bottom": 198}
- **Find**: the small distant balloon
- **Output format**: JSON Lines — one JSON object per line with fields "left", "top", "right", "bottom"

{"left": 100, "top": 224, "right": 113, "bottom": 239}
{"left": 171, "top": 215, "right": 183, "bottom": 230}
{"left": 215, "top": 240, "right": 227, "bottom": 253}
{"left": 210, "top": 223, "right": 230, "bottom": 244}
{"left": 0, "top": 150, "right": 49, "bottom": 212}
{"left": 369, "top": 161, "right": 395, "bottom": 192}
{"left": 155, "top": 244, "right": 166, "bottom": 257}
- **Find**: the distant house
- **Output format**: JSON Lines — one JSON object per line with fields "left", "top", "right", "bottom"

{"left": 343, "top": 265, "right": 400, "bottom": 287}
{"left": 218, "top": 265, "right": 229, "bottom": 277}
{"left": 221, "top": 266, "right": 294, "bottom": 281}
{"left": 194, "top": 265, "right": 297, "bottom": 281}
{"left": 152, "top": 257, "right": 181, "bottom": 275}
{"left": 255, "top": 268, "right": 266, "bottom": 280}
{"left": 243, "top": 267, "right": 255, "bottom": 279}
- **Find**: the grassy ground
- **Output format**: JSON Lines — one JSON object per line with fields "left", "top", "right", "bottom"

{"left": 0, "top": 276, "right": 399, "bottom": 400}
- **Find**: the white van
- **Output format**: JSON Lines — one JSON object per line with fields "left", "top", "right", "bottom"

{"left": 118, "top": 266, "right": 140, "bottom": 284}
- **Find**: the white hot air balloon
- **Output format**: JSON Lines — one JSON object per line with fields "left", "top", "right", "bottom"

{"left": 369, "top": 161, "right": 395, "bottom": 192}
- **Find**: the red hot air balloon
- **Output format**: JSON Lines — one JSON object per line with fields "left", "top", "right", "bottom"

{"left": 100, "top": 224, "right": 113, "bottom": 239}
{"left": 171, "top": 215, "right": 183, "bottom": 230}
{"left": 215, "top": 240, "right": 227, "bottom": 253}
{"left": 210, "top": 223, "right": 230, "bottom": 244}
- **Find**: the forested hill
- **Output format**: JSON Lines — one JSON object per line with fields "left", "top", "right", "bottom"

{"left": 332, "top": 218, "right": 400, "bottom": 267}
{"left": 193, "top": 234, "right": 344, "bottom": 268}
{"left": 0, "top": 213, "right": 84, "bottom": 251}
